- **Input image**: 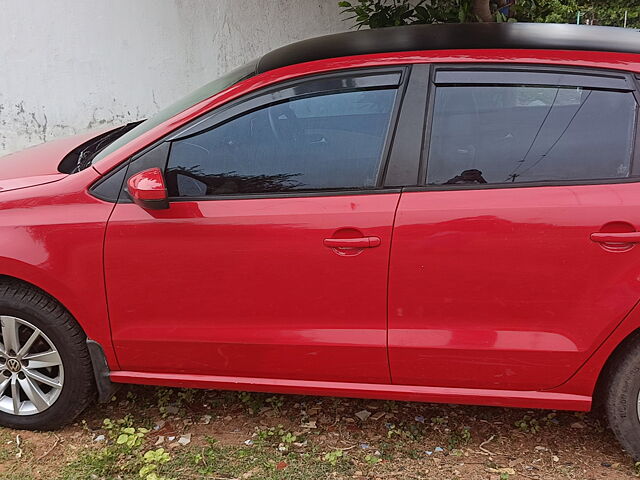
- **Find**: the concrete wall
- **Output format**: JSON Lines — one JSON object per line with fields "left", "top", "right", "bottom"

{"left": 0, "top": 0, "right": 346, "bottom": 155}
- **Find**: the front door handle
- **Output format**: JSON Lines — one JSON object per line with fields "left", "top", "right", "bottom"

{"left": 323, "top": 237, "right": 381, "bottom": 249}
{"left": 590, "top": 232, "right": 640, "bottom": 243}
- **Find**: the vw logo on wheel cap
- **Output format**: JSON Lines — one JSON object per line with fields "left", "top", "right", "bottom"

{"left": 6, "top": 358, "right": 20, "bottom": 373}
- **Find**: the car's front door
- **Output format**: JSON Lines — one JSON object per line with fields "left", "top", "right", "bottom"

{"left": 104, "top": 68, "right": 406, "bottom": 383}
{"left": 388, "top": 66, "right": 640, "bottom": 391}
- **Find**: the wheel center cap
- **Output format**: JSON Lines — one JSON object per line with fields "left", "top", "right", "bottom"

{"left": 6, "top": 358, "right": 20, "bottom": 373}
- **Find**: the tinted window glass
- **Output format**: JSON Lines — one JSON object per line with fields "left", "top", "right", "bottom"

{"left": 90, "top": 164, "right": 127, "bottom": 202}
{"left": 426, "top": 85, "right": 637, "bottom": 186}
{"left": 165, "top": 88, "right": 397, "bottom": 197}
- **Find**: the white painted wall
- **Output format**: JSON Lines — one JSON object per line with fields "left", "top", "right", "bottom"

{"left": 0, "top": 0, "right": 346, "bottom": 155}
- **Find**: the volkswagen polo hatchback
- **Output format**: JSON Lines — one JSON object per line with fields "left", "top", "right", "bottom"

{"left": 3, "top": 22, "right": 640, "bottom": 457}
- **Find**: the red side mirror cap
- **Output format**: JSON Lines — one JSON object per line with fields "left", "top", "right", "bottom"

{"left": 127, "top": 168, "right": 169, "bottom": 210}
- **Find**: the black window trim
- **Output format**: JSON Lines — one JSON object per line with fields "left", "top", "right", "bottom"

{"left": 434, "top": 67, "right": 634, "bottom": 91}
{"left": 413, "top": 63, "right": 640, "bottom": 192}
{"left": 383, "top": 63, "right": 431, "bottom": 188}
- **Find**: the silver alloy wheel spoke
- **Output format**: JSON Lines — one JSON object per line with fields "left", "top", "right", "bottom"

{"left": 23, "top": 350, "right": 61, "bottom": 369}
{"left": 1, "top": 316, "right": 20, "bottom": 353}
{"left": 0, "top": 378, "right": 10, "bottom": 396}
{"left": 10, "top": 376, "right": 19, "bottom": 415}
{"left": 24, "top": 369, "right": 62, "bottom": 389}
{"left": 18, "top": 376, "right": 49, "bottom": 411}
{"left": 0, "top": 316, "right": 64, "bottom": 415}
{"left": 17, "top": 330, "right": 40, "bottom": 358}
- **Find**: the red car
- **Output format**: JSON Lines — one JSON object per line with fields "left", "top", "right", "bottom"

{"left": 2, "top": 22, "right": 640, "bottom": 456}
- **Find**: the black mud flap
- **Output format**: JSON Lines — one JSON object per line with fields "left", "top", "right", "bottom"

{"left": 86, "top": 339, "right": 120, "bottom": 403}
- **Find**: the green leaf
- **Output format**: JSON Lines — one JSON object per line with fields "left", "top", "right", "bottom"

{"left": 139, "top": 464, "right": 157, "bottom": 477}
{"left": 414, "top": 5, "right": 430, "bottom": 20}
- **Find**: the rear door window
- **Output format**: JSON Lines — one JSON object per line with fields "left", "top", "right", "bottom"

{"left": 426, "top": 69, "right": 638, "bottom": 186}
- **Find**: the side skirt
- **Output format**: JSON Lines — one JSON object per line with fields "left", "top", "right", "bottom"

{"left": 110, "top": 371, "right": 591, "bottom": 411}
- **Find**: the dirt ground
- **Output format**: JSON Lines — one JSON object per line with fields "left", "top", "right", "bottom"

{"left": 0, "top": 384, "right": 637, "bottom": 480}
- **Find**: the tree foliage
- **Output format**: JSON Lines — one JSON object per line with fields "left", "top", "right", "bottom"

{"left": 338, "top": 0, "right": 474, "bottom": 27}
{"left": 338, "top": 0, "right": 640, "bottom": 28}
{"left": 518, "top": 0, "right": 639, "bottom": 27}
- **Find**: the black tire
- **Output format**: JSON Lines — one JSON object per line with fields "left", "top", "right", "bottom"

{"left": 604, "top": 333, "right": 640, "bottom": 460}
{"left": 0, "top": 279, "right": 95, "bottom": 430}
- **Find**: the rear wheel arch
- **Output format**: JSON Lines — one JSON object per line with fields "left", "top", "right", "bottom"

{"left": 593, "top": 327, "right": 640, "bottom": 408}
{"left": 591, "top": 328, "right": 640, "bottom": 460}
{"left": 555, "top": 300, "right": 640, "bottom": 404}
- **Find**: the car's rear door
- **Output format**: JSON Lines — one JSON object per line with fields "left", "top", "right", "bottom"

{"left": 388, "top": 65, "right": 640, "bottom": 391}
{"left": 103, "top": 67, "right": 409, "bottom": 383}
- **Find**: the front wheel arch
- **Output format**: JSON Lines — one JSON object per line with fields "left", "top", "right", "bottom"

{"left": 0, "top": 267, "right": 118, "bottom": 370}
{"left": 0, "top": 275, "right": 116, "bottom": 405}
{"left": 0, "top": 277, "right": 96, "bottom": 429}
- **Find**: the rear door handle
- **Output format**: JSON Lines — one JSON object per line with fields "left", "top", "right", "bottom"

{"left": 323, "top": 237, "right": 381, "bottom": 248}
{"left": 590, "top": 232, "right": 640, "bottom": 243}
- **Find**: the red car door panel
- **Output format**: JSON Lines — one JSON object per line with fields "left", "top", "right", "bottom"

{"left": 388, "top": 66, "right": 640, "bottom": 391}
{"left": 389, "top": 184, "right": 640, "bottom": 390}
{"left": 103, "top": 68, "right": 406, "bottom": 383}
{"left": 105, "top": 194, "right": 398, "bottom": 382}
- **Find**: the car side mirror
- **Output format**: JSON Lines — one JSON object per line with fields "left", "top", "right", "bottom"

{"left": 127, "top": 168, "right": 169, "bottom": 210}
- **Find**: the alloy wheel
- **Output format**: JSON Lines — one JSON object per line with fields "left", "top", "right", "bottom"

{"left": 0, "top": 316, "right": 64, "bottom": 415}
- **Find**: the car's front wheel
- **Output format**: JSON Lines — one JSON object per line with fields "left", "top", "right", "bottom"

{"left": 0, "top": 280, "right": 94, "bottom": 430}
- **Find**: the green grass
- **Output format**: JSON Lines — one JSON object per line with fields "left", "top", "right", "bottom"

{"left": 1, "top": 474, "right": 35, "bottom": 480}
{"left": 59, "top": 412, "right": 359, "bottom": 480}
{"left": 61, "top": 447, "right": 125, "bottom": 479}
{"left": 61, "top": 439, "right": 356, "bottom": 480}
{"left": 184, "top": 440, "right": 354, "bottom": 479}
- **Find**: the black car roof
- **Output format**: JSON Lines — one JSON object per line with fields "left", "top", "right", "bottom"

{"left": 257, "top": 23, "right": 640, "bottom": 74}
